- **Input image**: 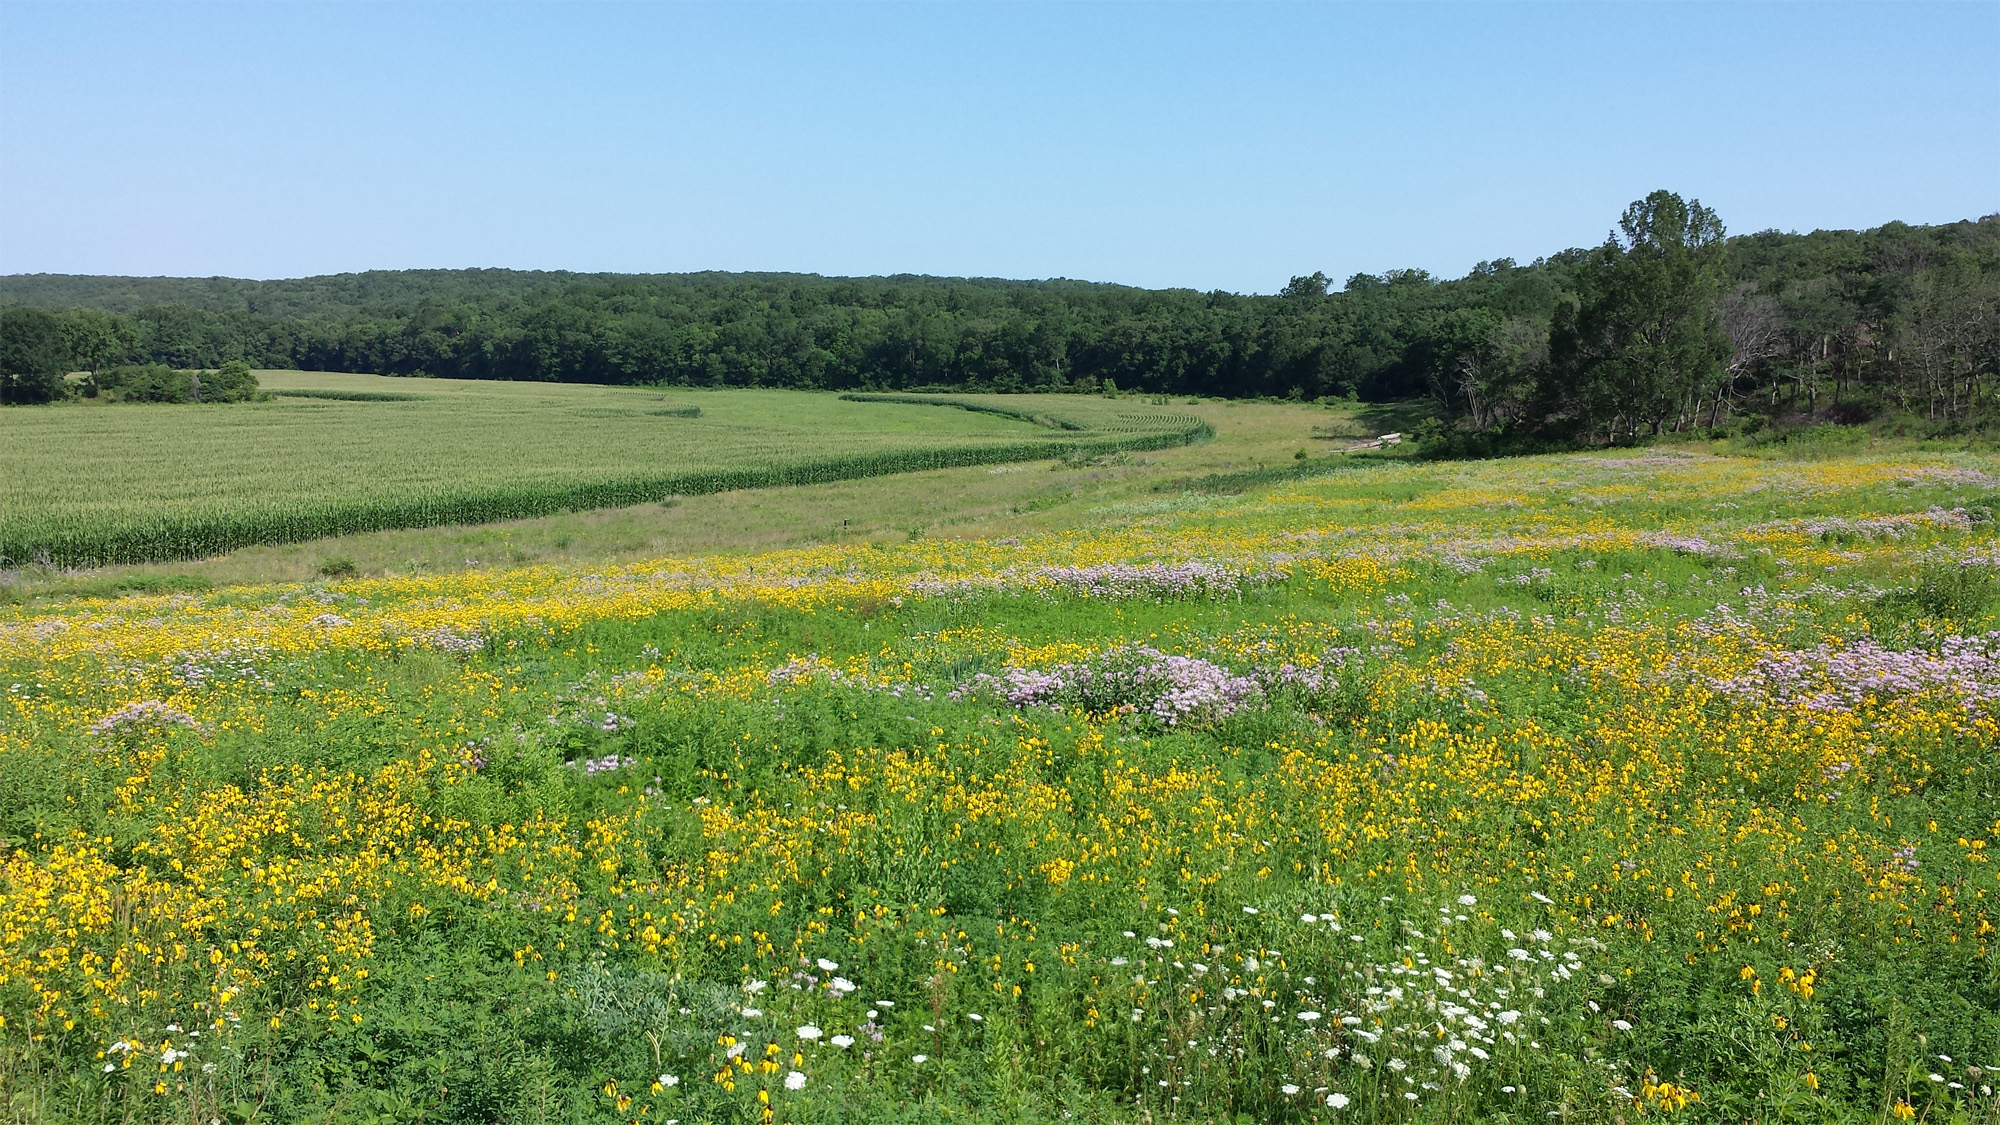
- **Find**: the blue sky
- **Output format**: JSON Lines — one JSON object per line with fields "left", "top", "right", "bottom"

{"left": 1, "top": 2, "right": 1994, "bottom": 293}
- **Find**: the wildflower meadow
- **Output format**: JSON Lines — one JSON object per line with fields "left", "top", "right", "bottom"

{"left": 2, "top": 446, "right": 1996, "bottom": 1123}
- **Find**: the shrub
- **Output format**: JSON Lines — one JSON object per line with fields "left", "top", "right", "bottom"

{"left": 204, "top": 360, "right": 262, "bottom": 403}
{"left": 95, "top": 364, "right": 188, "bottom": 402}
{"left": 93, "top": 361, "right": 261, "bottom": 403}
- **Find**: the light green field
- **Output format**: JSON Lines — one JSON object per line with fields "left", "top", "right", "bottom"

{"left": 5, "top": 397, "right": 1416, "bottom": 596}
{"left": 0, "top": 374, "right": 1210, "bottom": 568}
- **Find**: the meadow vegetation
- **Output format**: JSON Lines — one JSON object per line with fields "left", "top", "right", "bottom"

{"left": 2, "top": 436, "right": 1996, "bottom": 1123}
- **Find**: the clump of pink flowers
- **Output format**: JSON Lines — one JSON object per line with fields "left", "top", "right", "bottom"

{"left": 953, "top": 645, "right": 1260, "bottom": 727}
{"left": 90, "top": 700, "right": 201, "bottom": 736}
{"left": 1709, "top": 631, "right": 2000, "bottom": 712}
{"left": 911, "top": 561, "right": 1275, "bottom": 601}
{"left": 411, "top": 625, "right": 484, "bottom": 656}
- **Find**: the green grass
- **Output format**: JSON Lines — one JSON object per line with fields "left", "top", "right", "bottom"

{"left": 0, "top": 375, "right": 1210, "bottom": 568}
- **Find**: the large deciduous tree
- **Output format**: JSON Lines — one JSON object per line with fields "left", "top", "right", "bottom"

{"left": 57, "top": 308, "right": 136, "bottom": 379}
{"left": 1, "top": 307, "right": 70, "bottom": 405}
{"left": 1544, "top": 190, "right": 1732, "bottom": 438}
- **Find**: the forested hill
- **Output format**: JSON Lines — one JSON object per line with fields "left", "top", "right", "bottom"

{"left": 0, "top": 269, "right": 1132, "bottom": 320}
{"left": 0, "top": 264, "right": 1561, "bottom": 401}
{"left": 5, "top": 203, "right": 1996, "bottom": 436}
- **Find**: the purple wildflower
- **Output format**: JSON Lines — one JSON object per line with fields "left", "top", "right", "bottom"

{"left": 91, "top": 700, "right": 200, "bottom": 736}
{"left": 412, "top": 625, "right": 483, "bottom": 656}
{"left": 954, "top": 645, "right": 1261, "bottom": 728}
{"left": 910, "top": 561, "right": 1276, "bottom": 601}
{"left": 568, "top": 753, "right": 637, "bottom": 776}
{"left": 1709, "top": 631, "right": 2000, "bottom": 713}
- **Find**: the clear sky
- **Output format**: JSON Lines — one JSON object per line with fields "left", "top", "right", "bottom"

{"left": 1, "top": 2, "right": 1994, "bottom": 293}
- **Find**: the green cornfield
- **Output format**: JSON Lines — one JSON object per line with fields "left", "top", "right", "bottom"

{"left": 0, "top": 374, "right": 1211, "bottom": 568}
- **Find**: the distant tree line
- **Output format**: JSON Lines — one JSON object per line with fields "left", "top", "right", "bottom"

{"left": 0, "top": 309, "right": 263, "bottom": 405}
{"left": 4, "top": 193, "right": 1995, "bottom": 440}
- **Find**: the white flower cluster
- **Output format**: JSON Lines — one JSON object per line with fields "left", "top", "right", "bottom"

{"left": 1109, "top": 894, "right": 1614, "bottom": 1115}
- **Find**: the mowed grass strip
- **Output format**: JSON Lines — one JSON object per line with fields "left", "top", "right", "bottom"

{"left": 1, "top": 376, "right": 1212, "bottom": 567}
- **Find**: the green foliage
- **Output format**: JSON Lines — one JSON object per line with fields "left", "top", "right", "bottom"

{"left": 208, "top": 361, "right": 268, "bottom": 403}
{"left": 1869, "top": 560, "right": 1997, "bottom": 632}
{"left": 839, "top": 392, "right": 1084, "bottom": 430}
{"left": 1544, "top": 191, "right": 1733, "bottom": 439}
{"left": 93, "top": 363, "right": 183, "bottom": 401}
{"left": 1410, "top": 306, "right": 1544, "bottom": 430}
{"left": 2, "top": 210, "right": 1994, "bottom": 441}
{"left": 271, "top": 389, "right": 430, "bottom": 402}
{"left": 0, "top": 307, "right": 69, "bottom": 405}
{"left": 0, "top": 249, "right": 1593, "bottom": 404}
{"left": 92, "top": 361, "right": 262, "bottom": 404}
{"left": 55, "top": 307, "right": 135, "bottom": 378}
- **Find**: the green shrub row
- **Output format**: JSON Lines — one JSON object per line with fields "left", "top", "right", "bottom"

{"left": 838, "top": 392, "right": 1087, "bottom": 430}
{"left": 268, "top": 388, "right": 429, "bottom": 402}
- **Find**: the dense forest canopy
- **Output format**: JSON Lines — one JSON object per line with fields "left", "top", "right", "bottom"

{"left": 4, "top": 195, "right": 1996, "bottom": 438}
